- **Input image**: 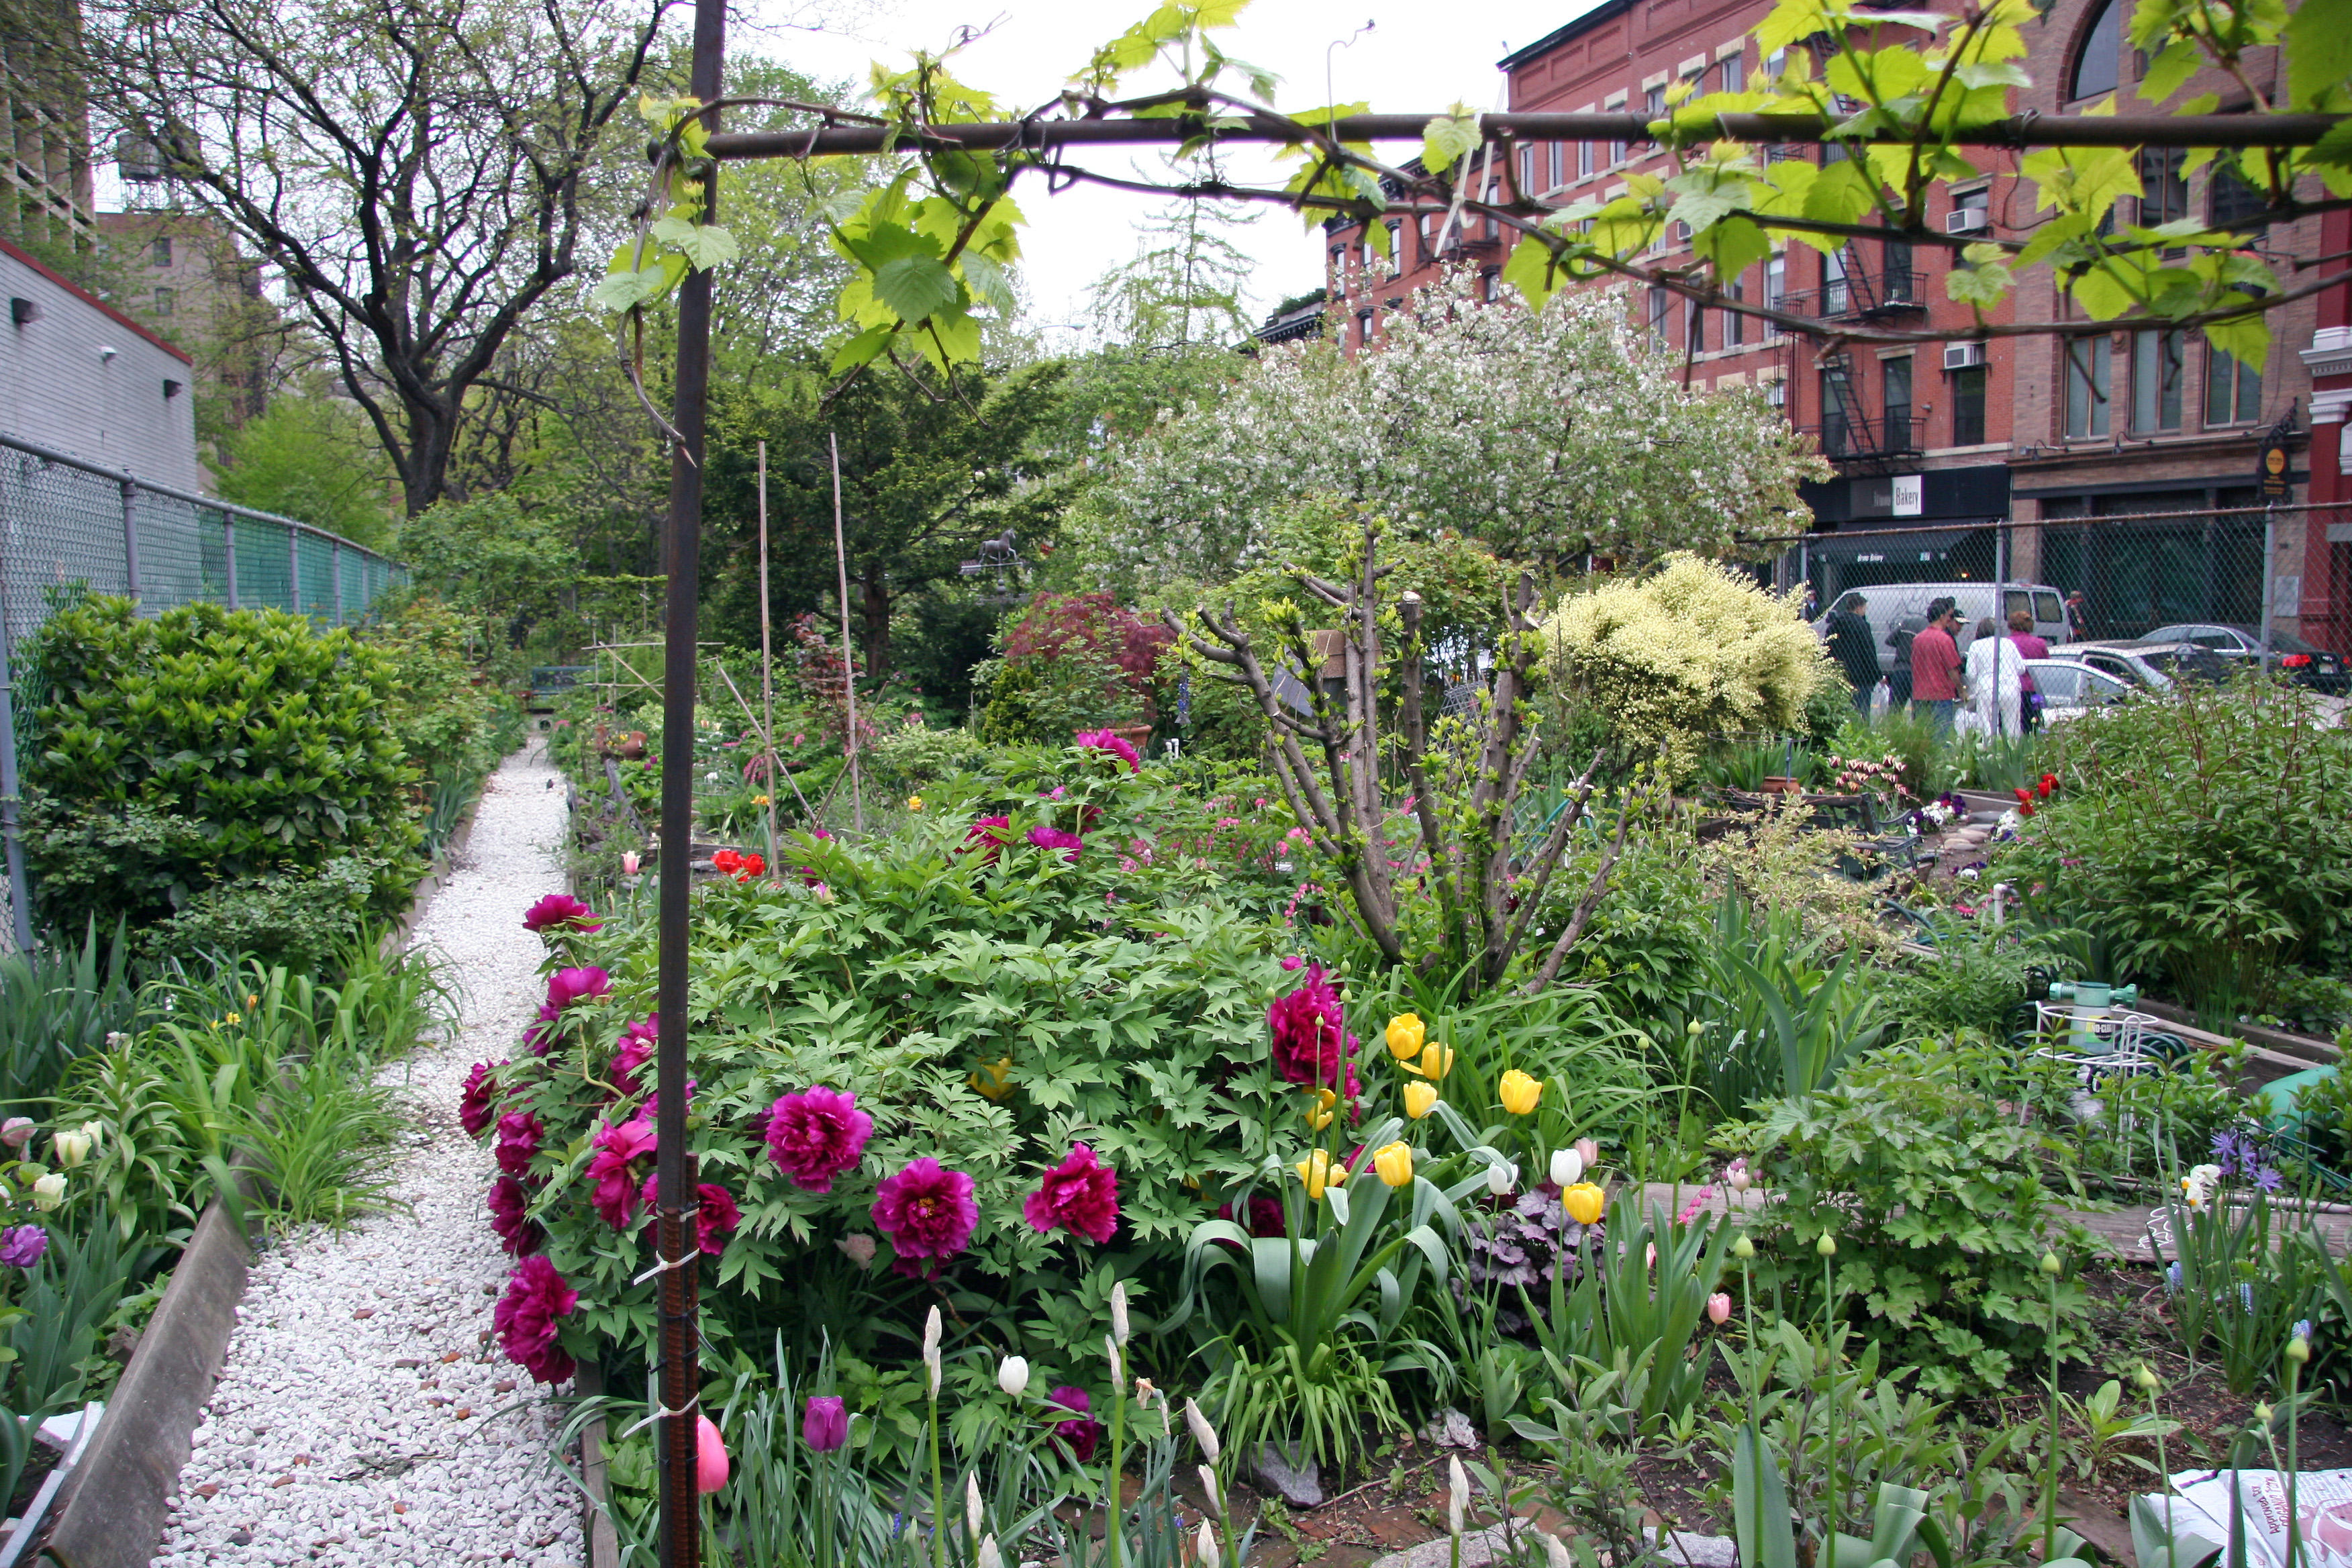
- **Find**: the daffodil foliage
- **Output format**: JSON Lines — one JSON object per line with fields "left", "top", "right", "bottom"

{"left": 605, "top": 0, "right": 2349, "bottom": 377}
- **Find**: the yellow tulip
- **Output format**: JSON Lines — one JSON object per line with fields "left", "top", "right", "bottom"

{"left": 1294, "top": 1149, "right": 1349, "bottom": 1201}
{"left": 968, "top": 1056, "right": 1015, "bottom": 1102}
{"left": 1405, "top": 1042, "right": 1455, "bottom": 1081}
{"left": 1498, "top": 1069, "right": 1543, "bottom": 1116}
{"left": 1385, "top": 1013, "right": 1426, "bottom": 1061}
{"left": 1560, "top": 1181, "right": 1606, "bottom": 1226}
{"left": 1371, "top": 1141, "right": 1414, "bottom": 1188}
{"left": 1304, "top": 1088, "right": 1336, "bottom": 1131}
{"left": 1402, "top": 1081, "right": 1438, "bottom": 1120}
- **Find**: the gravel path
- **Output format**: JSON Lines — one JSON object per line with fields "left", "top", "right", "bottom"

{"left": 155, "top": 742, "right": 585, "bottom": 1568}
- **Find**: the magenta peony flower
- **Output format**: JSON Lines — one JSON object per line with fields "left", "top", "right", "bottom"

{"left": 0, "top": 1224, "right": 46, "bottom": 1269}
{"left": 486, "top": 1175, "right": 543, "bottom": 1257}
{"left": 802, "top": 1395, "right": 848, "bottom": 1452}
{"left": 871, "top": 1157, "right": 978, "bottom": 1277}
{"left": 493, "top": 1255, "right": 578, "bottom": 1385}
{"left": 1267, "top": 964, "right": 1359, "bottom": 1093}
{"left": 1026, "top": 825, "right": 1085, "bottom": 863}
{"left": 1023, "top": 1143, "right": 1120, "bottom": 1244}
{"left": 522, "top": 1003, "right": 560, "bottom": 1057}
{"left": 636, "top": 1176, "right": 742, "bottom": 1255}
{"left": 764, "top": 1086, "right": 872, "bottom": 1193}
{"left": 546, "top": 966, "right": 612, "bottom": 1012}
{"left": 1048, "top": 1386, "right": 1104, "bottom": 1462}
{"left": 586, "top": 1116, "right": 659, "bottom": 1229}
{"left": 962, "top": 816, "right": 1014, "bottom": 866}
{"left": 608, "top": 1015, "right": 657, "bottom": 1100}
{"left": 459, "top": 1061, "right": 507, "bottom": 1138}
{"left": 522, "top": 893, "right": 603, "bottom": 934}
{"left": 493, "top": 1110, "right": 543, "bottom": 1177}
{"left": 1074, "top": 729, "right": 1142, "bottom": 774}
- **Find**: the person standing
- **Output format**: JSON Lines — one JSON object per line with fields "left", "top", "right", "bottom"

{"left": 1909, "top": 599, "right": 1963, "bottom": 735}
{"left": 1884, "top": 606, "right": 1928, "bottom": 711}
{"left": 2007, "top": 609, "right": 2049, "bottom": 731}
{"left": 1824, "top": 593, "right": 1880, "bottom": 712}
{"left": 2063, "top": 590, "right": 2091, "bottom": 643}
{"left": 1966, "top": 615, "right": 2024, "bottom": 738}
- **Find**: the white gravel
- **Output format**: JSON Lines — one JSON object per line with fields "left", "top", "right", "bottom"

{"left": 154, "top": 741, "right": 587, "bottom": 1568}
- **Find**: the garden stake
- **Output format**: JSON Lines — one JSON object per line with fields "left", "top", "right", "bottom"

{"left": 1106, "top": 1330, "right": 1128, "bottom": 1568}
{"left": 2041, "top": 1251, "right": 2065, "bottom": 1566}
{"left": 1820, "top": 1232, "right": 1839, "bottom": 1568}
{"left": 2286, "top": 1332, "right": 2310, "bottom": 1568}
{"left": 1734, "top": 1233, "right": 1759, "bottom": 1432}
{"left": 756, "top": 439, "right": 778, "bottom": 870}
{"left": 652, "top": 0, "right": 724, "bottom": 1559}
{"left": 829, "top": 430, "right": 863, "bottom": 834}
{"left": 925, "top": 1308, "right": 946, "bottom": 1568}
{"left": 2139, "top": 1367, "right": 2176, "bottom": 1568}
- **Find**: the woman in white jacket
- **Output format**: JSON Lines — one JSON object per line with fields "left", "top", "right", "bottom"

{"left": 1963, "top": 616, "right": 2024, "bottom": 739}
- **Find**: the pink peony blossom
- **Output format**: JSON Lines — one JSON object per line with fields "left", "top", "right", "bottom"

{"left": 962, "top": 816, "right": 1014, "bottom": 866}
{"left": 608, "top": 1016, "right": 656, "bottom": 1100}
{"left": 493, "top": 1255, "right": 578, "bottom": 1384}
{"left": 1074, "top": 729, "right": 1142, "bottom": 774}
{"left": 522, "top": 893, "right": 603, "bottom": 934}
{"left": 546, "top": 966, "right": 612, "bottom": 1012}
{"left": 586, "top": 1116, "right": 658, "bottom": 1229}
{"left": 1267, "top": 964, "right": 1359, "bottom": 1094}
{"left": 487, "top": 1174, "right": 543, "bottom": 1257}
{"left": 1048, "top": 1386, "right": 1104, "bottom": 1461}
{"left": 493, "top": 1110, "right": 543, "bottom": 1177}
{"left": 764, "top": 1086, "right": 872, "bottom": 1193}
{"left": 460, "top": 1061, "right": 507, "bottom": 1138}
{"left": 636, "top": 1177, "right": 742, "bottom": 1255}
{"left": 871, "top": 1157, "right": 978, "bottom": 1277}
{"left": 522, "top": 1003, "right": 560, "bottom": 1056}
{"left": 1023, "top": 1143, "right": 1120, "bottom": 1244}
{"left": 1026, "top": 826, "right": 1084, "bottom": 863}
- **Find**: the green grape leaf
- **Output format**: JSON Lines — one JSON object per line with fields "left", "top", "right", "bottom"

{"left": 871, "top": 252, "right": 962, "bottom": 326}
{"left": 1501, "top": 233, "right": 1565, "bottom": 311}
{"left": 648, "top": 216, "right": 740, "bottom": 272}
{"left": 2203, "top": 307, "right": 2270, "bottom": 371}
{"left": 2286, "top": 0, "right": 2352, "bottom": 109}
{"left": 1422, "top": 113, "right": 1483, "bottom": 180}
{"left": 1945, "top": 251, "right": 2014, "bottom": 307}
{"left": 592, "top": 254, "right": 687, "bottom": 314}
{"left": 829, "top": 325, "right": 895, "bottom": 377}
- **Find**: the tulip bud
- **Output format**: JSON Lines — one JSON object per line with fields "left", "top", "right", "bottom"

{"left": 50, "top": 1129, "right": 90, "bottom": 1171}
{"left": 1573, "top": 1137, "right": 1600, "bottom": 1170}
{"left": 967, "top": 1469, "right": 983, "bottom": 1539}
{"left": 1196, "top": 1520, "right": 1221, "bottom": 1568}
{"left": 2133, "top": 1364, "right": 2161, "bottom": 1392}
{"left": 1185, "top": 1398, "right": 1221, "bottom": 1463}
{"left": 30, "top": 1173, "right": 64, "bottom": 1211}
{"left": 922, "top": 1306, "right": 942, "bottom": 1400}
{"left": 1706, "top": 1292, "right": 1732, "bottom": 1326}
{"left": 0, "top": 1118, "right": 33, "bottom": 1150}
{"left": 2039, "top": 1251, "right": 2063, "bottom": 1277}
{"left": 1485, "top": 1161, "right": 1517, "bottom": 1197}
{"left": 2257, "top": 1402, "right": 2275, "bottom": 1424}
{"left": 1447, "top": 1456, "right": 1469, "bottom": 1537}
{"left": 1403, "top": 1081, "right": 1438, "bottom": 1120}
{"left": 977, "top": 1535, "right": 1003, "bottom": 1568}
{"left": 1106, "top": 1332, "right": 1122, "bottom": 1386}
{"left": 1816, "top": 1233, "right": 1837, "bottom": 1258}
{"left": 695, "top": 1411, "right": 730, "bottom": 1493}
{"left": 2289, "top": 1336, "right": 2312, "bottom": 1365}
{"left": 622, "top": 850, "right": 641, "bottom": 875}
{"left": 1732, "top": 1234, "right": 1755, "bottom": 1259}
{"left": 997, "top": 1355, "right": 1029, "bottom": 1398}
{"left": 1645, "top": 1242, "right": 1657, "bottom": 1270}
{"left": 1549, "top": 1148, "right": 1582, "bottom": 1187}
{"left": 1199, "top": 1463, "right": 1222, "bottom": 1511}
{"left": 1543, "top": 1534, "right": 1575, "bottom": 1568}
{"left": 1111, "top": 1281, "right": 1130, "bottom": 1346}
{"left": 1372, "top": 1141, "right": 1414, "bottom": 1189}
{"left": 836, "top": 1232, "right": 877, "bottom": 1269}
{"left": 1686, "top": 1018, "right": 1706, "bottom": 1036}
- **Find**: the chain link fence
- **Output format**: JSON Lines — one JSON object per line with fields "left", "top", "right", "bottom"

{"left": 0, "top": 428, "right": 408, "bottom": 949}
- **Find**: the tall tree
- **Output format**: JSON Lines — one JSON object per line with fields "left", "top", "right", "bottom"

{"left": 85, "top": 0, "right": 671, "bottom": 515}
{"left": 700, "top": 360, "right": 1077, "bottom": 683}
{"left": 1084, "top": 195, "right": 1261, "bottom": 350}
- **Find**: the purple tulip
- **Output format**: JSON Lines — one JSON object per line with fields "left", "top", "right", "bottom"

{"left": 0, "top": 1225, "right": 46, "bottom": 1269}
{"left": 802, "top": 1395, "right": 848, "bottom": 1453}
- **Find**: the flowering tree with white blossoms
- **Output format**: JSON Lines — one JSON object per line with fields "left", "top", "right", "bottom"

{"left": 1081, "top": 275, "right": 1828, "bottom": 592}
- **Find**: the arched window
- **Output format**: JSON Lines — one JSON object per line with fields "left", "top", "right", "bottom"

{"left": 2071, "top": 0, "right": 2120, "bottom": 100}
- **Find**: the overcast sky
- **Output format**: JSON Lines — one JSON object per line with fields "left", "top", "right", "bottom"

{"left": 756, "top": 0, "right": 1599, "bottom": 343}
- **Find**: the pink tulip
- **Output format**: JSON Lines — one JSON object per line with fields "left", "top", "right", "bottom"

{"left": 622, "top": 851, "right": 641, "bottom": 875}
{"left": 1573, "top": 1138, "right": 1599, "bottom": 1171}
{"left": 1645, "top": 1242, "right": 1657, "bottom": 1269}
{"left": 1707, "top": 1292, "right": 1733, "bottom": 1326}
{"left": 696, "top": 1412, "right": 730, "bottom": 1492}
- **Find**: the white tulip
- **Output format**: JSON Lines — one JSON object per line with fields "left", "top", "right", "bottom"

{"left": 1184, "top": 1398, "right": 1221, "bottom": 1463}
{"left": 1485, "top": 1160, "right": 1517, "bottom": 1197}
{"left": 30, "top": 1173, "right": 64, "bottom": 1210}
{"left": 1549, "top": 1148, "right": 1582, "bottom": 1187}
{"left": 50, "top": 1130, "right": 90, "bottom": 1171}
{"left": 922, "top": 1306, "right": 942, "bottom": 1400}
{"left": 1196, "top": 1520, "right": 1221, "bottom": 1568}
{"left": 1543, "top": 1532, "right": 1575, "bottom": 1568}
{"left": 966, "top": 1471, "right": 983, "bottom": 1540}
{"left": 1198, "top": 1464, "right": 1221, "bottom": 1511}
{"left": 976, "top": 1535, "right": 1001, "bottom": 1568}
{"left": 997, "top": 1355, "right": 1029, "bottom": 1399}
{"left": 1447, "top": 1456, "right": 1469, "bottom": 1537}
{"left": 1110, "top": 1281, "right": 1130, "bottom": 1346}
{"left": 1106, "top": 1332, "right": 1122, "bottom": 1386}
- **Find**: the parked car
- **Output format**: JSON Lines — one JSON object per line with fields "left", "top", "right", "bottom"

{"left": 2022, "top": 658, "right": 2137, "bottom": 722}
{"left": 2132, "top": 624, "right": 2349, "bottom": 693}
{"left": 2051, "top": 640, "right": 2231, "bottom": 691}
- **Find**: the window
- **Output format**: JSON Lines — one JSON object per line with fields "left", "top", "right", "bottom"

{"left": 1547, "top": 141, "right": 1564, "bottom": 190}
{"left": 1763, "top": 254, "right": 1785, "bottom": 336}
{"left": 1578, "top": 139, "right": 1594, "bottom": 179}
{"left": 1383, "top": 219, "right": 1402, "bottom": 271}
{"left": 152, "top": 287, "right": 175, "bottom": 316}
{"left": 1820, "top": 365, "right": 1857, "bottom": 455}
{"left": 2205, "top": 338, "right": 2261, "bottom": 424}
{"left": 2065, "top": 336, "right": 2112, "bottom": 438}
{"left": 1822, "top": 246, "right": 1853, "bottom": 315}
{"left": 2138, "top": 148, "right": 2188, "bottom": 227}
{"left": 1720, "top": 52, "right": 1745, "bottom": 93}
{"left": 1645, "top": 83, "right": 1666, "bottom": 121}
{"left": 2130, "top": 329, "right": 2184, "bottom": 432}
{"left": 2208, "top": 163, "right": 2269, "bottom": 232}
{"left": 1884, "top": 240, "right": 1915, "bottom": 303}
{"left": 1647, "top": 285, "right": 1673, "bottom": 348}
{"left": 150, "top": 236, "right": 171, "bottom": 266}
{"left": 1520, "top": 144, "right": 1538, "bottom": 193}
{"left": 1479, "top": 268, "right": 1500, "bottom": 303}
{"left": 1687, "top": 298, "right": 1706, "bottom": 354}
{"left": 1765, "top": 48, "right": 1786, "bottom": 80}
{"left": 1361, "top": 239, "right": 1378, "bottom": 271}
{"left": 1953, "top": 186, "right": 1990, "bottom": 228}
{"left": 2071, "top": 0, "right": 2120, "bottom": 100}
{"left": 1330, "top": 244, "right": 1348, "bottom": 286}
{"left": 1416, "top": 214, "right": 1434, "bottom": 263}
{"left": 1883, "top": 356, "right": 1913, "bottom": 449}
{"left": 1357, "top": 309, "right": 1373, "bottom": 347}
{"left": 1724, "top": 273, "right": 1745, "bottom": 347}
{"left": 1951, "top": 364, "right": 1988, "bottom": 445}
{"left": 1765, "top": 376, "right": 1785, "bottom": 408}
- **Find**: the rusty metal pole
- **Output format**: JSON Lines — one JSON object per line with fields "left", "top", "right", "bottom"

{"left": 656, "top": 0, "right": 724, "bottom": 1561}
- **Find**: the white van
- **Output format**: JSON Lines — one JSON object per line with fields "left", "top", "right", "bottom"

{"left": 1812, "top": 581, "right": 2071, "bottom": 660}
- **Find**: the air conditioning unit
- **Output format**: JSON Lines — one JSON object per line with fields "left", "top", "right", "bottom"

{"left": 1946, "top": 205, "right": 1988, "bottom": 234}
{"left": 1944, "top": 342, "right": 1988, "bottom": 370}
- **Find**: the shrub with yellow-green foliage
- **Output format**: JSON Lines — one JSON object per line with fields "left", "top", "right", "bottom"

{"left": 1543, "top": 553, "right": 1830, "bottom": 776}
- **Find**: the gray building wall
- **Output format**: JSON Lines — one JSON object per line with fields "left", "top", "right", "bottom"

{"left": 0, "top": 235, "right": 199, "bottom": 490}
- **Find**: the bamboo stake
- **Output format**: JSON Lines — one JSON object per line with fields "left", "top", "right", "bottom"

{"left": 757, "top": 440, "right": 778, "bottom": 867}
{"left": 830, "top": 430, "right": 863, "bottom": 833}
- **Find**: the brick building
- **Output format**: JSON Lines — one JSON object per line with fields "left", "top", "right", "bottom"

{"left": 2302, "top": 207, "right": 2351, "bottom": 652}
{"left": 1319, "top": 0, "right": 2337, "bottom": 646}
{"left": 95, "top": 211, "right": 276, "bottom": 430}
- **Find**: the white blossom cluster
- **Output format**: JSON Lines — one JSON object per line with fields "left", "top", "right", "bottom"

{"left": 1082, "top": 276, "right": 1828, "bottom": 591}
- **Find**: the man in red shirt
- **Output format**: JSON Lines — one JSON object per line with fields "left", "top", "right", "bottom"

{"left": 1908, "top": 599, "right": 1963, "bottom": 734}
